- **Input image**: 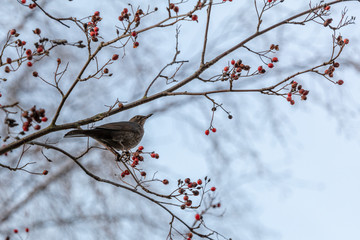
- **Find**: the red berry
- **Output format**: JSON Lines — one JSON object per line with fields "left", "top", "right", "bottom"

{"left": 90, "top": 31, "right": 95, "bottom": 37}
{"left": 205, "top": 129, "right": 210, "bottom": 135}
{"left": 186, "top": 200, "right": 192, "bottom": 206}
{"left": 272, "top": 57, "right": 278, "bottom": 62}
{"left": 37, "top": 46, "right": 44, "bottom": 53}
{"left": 41, "top": 117, "right": 48, "bottom": 122}
{"left": 174, "top": 6, "right": 179, "bottom": 13}
{"left": 112, "top": 54, "right": 119, "bottom": 60}
{"left": 258, "top": 66, "right": 263, "bottom": 72}
{"left": 162, "top": 179, "right": 169, "bottom": 185}
{"left": 344, "top": 38, "right": 349, "bottom": 44}
{"left": 21, "top": 0, "right": 26, "bottom": 3}
{"left": 93, "top": 27, "right": 99, "bottom": 32}
{"left": 34, "top": 124, "right": 41, "bottom": 130}
{"left": 324, "top": 6, "right": 330, "bottom": 10}
{"left": 133, "top": 42, "right": 139, "bottom": 48}
{"left": 197, "top": 179, "right": 202, "bottom": 185}
{"left": 183, "top": 195, "right": 189, "bottom": 201}
{"left": 6, "top": 58, "right": 12, "bottom": 64}
{"left": 94, "top": 11, "right": 100, "bottom": 16}
{"left": 138, "top": 146, "right": 144, "bottom": 151}
{"left": 43, "top": 170, "right": 48, "bottom": 175}
{"left": 10, "top": 29, "right": 16, "bottom": 35}
{"left": 26, "top": 49, "right": 32, "bottom": 56}
{"left": 123, "top": 8, "right": 128, "bottom": 13}
{"left": 118, "top": 16, "right": 124, "bottom": 21}
{"left": 150, "top": 153, "right": 156, "bottom": 158}
{"left": 131, "top": 31, "right": 137, "bottom": 37}
{"left": 141, "top": 171, "right": 146, "bottom": 176}
{"left": 191, "top": 15, "right": 198, "bottom": 21}
{"left": 185, "top": 178, "right": 191, "bottom": 184}
{"left": 224, "top": 66, "right": 229, "bottom": 72}
{"left": 290, "top": 100, "right": 295, "bottom": 105}
{"left": 14, "top": 229, "right": 18, "bottom": 233}
{"left": 195, "top": 213, "right": 201, "bottom": 221}
{"left": 268, "top": 0, "right": 272, "bottom": 2}
{"left": 287, "top": 93, "right": 292, "bottom": 97}
{"left": 210, "top": 187, "right": 216, "bottom": 191}
{"left": 337, "top": 80, "right": 344, "bottom": 85}
{"left": 268, "top": 63, "right": 274, "bottom": 68}
{"left": 27, "top": 62, "right": 33, "bottom": 67}
{"left": 25, "top": 228, "right": 29, "bottom": 232}
{"left": 212, "top": 128, "right": 216, "bottom": 133}
{"left": 286, "top": 96, "right": 292, "bottom": 102}
{"left": 231, "top": 59, "right": 236, "bottom": 65}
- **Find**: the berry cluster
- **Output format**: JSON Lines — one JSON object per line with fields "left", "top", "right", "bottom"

{"left": 258, "top": 56, "right": 279, "bottom": 73}
{"left": 204, "top": 128, "right": 216, "bottom": 136}
{"left": 87, "top": 11, "right": 102, "bottom": 42}
{"left": 21, "top": 106, "right": 48, "bottom": 132}
{"left": 4, "top": 28, "right": 44, "bottom": 72}
{"left": 12, "top": 227, "right": 30, "bottom": 237}
{"left": 120, "top": 146, "right": 159, "bottom": 178}
{"left": 336, "top": 35, "right": 349, "bottom": 46}
{"left": 324, "top": 62, "right": 340, "bottom": 78}
{"left": 177, "top": 177, "right": 215, "bottom": 210}
{"left": 118, "top": 8, "right": 130, "bottom": 21}
{"left": 21, "top": 0, "right": 36, "bottom": 9}
{"left": 286, "top": 81, "right": 309, "bottom": 105}
{"left": 222, "top": 59, "right": 250, "bottom": 81}
{"left": 169, "top": 3, "right": 179, "bottom": 13}
{"left": 118, "top": 7, "right": 143, "bottom": 24}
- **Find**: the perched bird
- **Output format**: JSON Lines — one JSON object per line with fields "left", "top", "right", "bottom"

{"left": 64, "top": 114, "right": 152, "bottom": 151}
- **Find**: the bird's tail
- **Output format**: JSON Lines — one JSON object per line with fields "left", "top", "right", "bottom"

{"left": 64, "top": 129, "right": 91, "bottom": 138}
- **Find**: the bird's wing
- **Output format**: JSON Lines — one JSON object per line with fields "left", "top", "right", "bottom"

{"left": 95, "top": 121, "right": 138, "bottom": 131}
{"left": 95, "top": 122, "right": 143, "bottom": 142}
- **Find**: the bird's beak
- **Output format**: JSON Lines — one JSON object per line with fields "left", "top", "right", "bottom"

{"left": 146, "top": 113, "right": 153, "bottom": 119}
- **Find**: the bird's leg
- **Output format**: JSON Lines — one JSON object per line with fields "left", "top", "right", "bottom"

{"left": 120, "top": 150, "right": 131, "bottom": 162}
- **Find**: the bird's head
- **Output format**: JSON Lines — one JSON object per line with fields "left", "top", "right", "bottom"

{"left": 129, "top": 114, "right": 153, "bottom": 126}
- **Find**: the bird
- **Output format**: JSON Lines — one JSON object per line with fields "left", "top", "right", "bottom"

{"left": 64, "top": 114, "right": 152, "bottom": 151}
